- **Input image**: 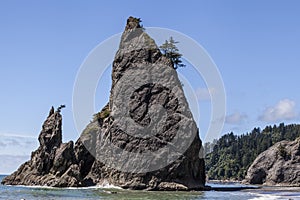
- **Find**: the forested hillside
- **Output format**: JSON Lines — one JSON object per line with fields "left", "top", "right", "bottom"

{"left": 205, "top": 123, "right": 300, "bottom": 180}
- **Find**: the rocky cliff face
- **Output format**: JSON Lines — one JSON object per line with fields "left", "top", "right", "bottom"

{"left": 2, "top": 17, "right": 205, "bottom": 190}
{"left": 244, "top": 139, "right": 300, "bottom": 186}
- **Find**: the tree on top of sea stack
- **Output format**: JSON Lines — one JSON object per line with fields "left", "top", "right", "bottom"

{"left": 159, "top": 37, "right": 186, "bottom": 70}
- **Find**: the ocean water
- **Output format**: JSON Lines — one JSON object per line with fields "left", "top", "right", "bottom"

{"left": 1, "top": 175, "right": 300, "bottom": 200}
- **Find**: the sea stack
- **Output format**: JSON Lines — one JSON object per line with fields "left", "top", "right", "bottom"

{"left": 2, "top": 17, "right": 206, "bottom": 190}
{"left": 1, "top": 107, "right": 83, "bottom": 187}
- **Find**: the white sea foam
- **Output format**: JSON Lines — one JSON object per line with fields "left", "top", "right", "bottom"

{"left": 95, "top": 180, "right": 123, "bottom": 189}
{"left": 7, "top": 182, "right": 123, "bottom": 190}
{"left": 248, "top": 194, "right": 280, "bottom": 200}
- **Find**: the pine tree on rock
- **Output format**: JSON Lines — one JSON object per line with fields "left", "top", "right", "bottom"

{"left": 159, "top": 37, "right": 185, "bottom": 69}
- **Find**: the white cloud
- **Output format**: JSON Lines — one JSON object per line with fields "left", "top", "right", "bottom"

{"left": 195, "top": 87, "right": 216, "bottom": 101}
{"left": 0, "top": 134, "right": 38, "bottom": 156}
{"left": 0, "top": 155, "right": 30, "bottom": 174}
{"left": 259, "top": 99, "right": 298, "bottom": 122}
{"left": 0, "top": 133, "right": 35, "bottom": 139}
{"left": 0, "top": 134, "right": 38, "bottom": 174}
{"left": 225, "top": 112, "right": 248, "bottom": 124}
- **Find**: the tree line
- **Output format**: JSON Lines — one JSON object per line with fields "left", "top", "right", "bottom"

{"left": 205, "top": 123, "right": 300, "bottom": 180}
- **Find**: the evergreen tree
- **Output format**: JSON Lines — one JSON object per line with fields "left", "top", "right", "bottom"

{"left": 57, "top": 104, "right": 66, "bottom": 113}
{"left": 159, "top": 37, "right": 185, "bottom": 69}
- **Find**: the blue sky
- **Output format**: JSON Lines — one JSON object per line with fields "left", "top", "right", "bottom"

{"left": 1, "top": 0, "right": 300, "bottom": 173}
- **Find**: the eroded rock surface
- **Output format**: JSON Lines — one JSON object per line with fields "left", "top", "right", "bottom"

{"left": 2, "top": 16, "right": 205, "bottom": 190}
{"left": 244, "top": 139, "right": 300, "bottom": 186}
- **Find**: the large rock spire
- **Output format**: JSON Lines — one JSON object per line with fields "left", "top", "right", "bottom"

{"left": 2, "top": 17, "right": 206, "bottom": 190}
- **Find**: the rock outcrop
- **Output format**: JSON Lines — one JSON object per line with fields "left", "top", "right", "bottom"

{"left": 244, "top": 138, "right": 300, "bottom": 186}
{"left": 1, "top": 107, "right": 85, "bottom": 187}
{"left": 2, "top": 16, "right": 205, "bottom": 190}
